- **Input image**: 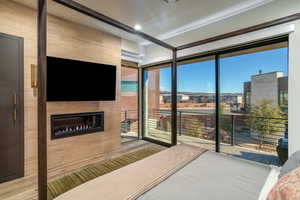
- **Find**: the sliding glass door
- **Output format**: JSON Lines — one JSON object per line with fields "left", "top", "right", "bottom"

{"left": 177, "top": 56, "right": 216, "bottom": 151}
{"left": 141, "top": 37, "right": 289, "bottom": 166}
{"left": 219, "top": 40, "right": 288, "bottom": 165}
{"left": 120, "top": 65, "right": 139, "bottom": 143}
{"left": 143, "top": 65, "right": 172, "bottom": 145}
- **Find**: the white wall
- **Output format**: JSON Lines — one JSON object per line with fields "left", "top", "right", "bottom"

{"left": 142, "top": 44, "right": 172, "bottom": 65}
{"left": 121, "top": 39, "right": 140, "bottom": 55}
{"left": 288, "top": 20, "right": 300, "bottom": 156}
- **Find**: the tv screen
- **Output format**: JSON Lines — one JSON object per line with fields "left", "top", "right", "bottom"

{"left": 47, "top": 56, "right": 116, "bottom": 101}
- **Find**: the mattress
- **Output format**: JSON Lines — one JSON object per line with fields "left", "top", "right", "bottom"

{"left": 138, "top": 151, "right": 271, "bottom": 200}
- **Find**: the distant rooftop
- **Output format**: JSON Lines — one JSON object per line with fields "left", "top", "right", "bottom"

{"left": 160, "top": 91, "right": 243, "bottom": 96}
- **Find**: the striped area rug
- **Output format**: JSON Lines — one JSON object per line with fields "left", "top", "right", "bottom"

{"left": 47, "top": 146, "right": 162, "bottom": 200}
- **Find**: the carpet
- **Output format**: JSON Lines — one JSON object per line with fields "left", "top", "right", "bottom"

{"left": 47, "top": 146, "right": 163, "bottom": 200}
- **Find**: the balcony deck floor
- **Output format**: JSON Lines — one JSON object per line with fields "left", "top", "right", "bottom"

{"left": 145, "top": 129, "right": 280, "bottom": 166}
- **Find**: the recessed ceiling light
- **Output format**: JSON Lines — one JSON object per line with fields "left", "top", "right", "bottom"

{"left": 134, "top": 24, "right": 142, "bottom": 31}
{"left": 163, "top": 0, "right": 179, "bottom": 4}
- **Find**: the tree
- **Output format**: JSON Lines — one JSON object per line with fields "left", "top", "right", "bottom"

{"left": 246, "top": 100, "right": 283, "bottom": 149}
{"left": 220, "top": 104, "right": 232, "bottom": 143}
{"left": 182, "top": 115, "right": 204, "bottom": 138}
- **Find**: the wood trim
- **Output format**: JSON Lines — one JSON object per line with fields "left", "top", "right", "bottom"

{"left": 177, "top": 13, "right": 300, "bottom": 50}
{"left": 219, "top": 41, "right": 288, "bottom": 58}
{"left": 37, "top": 0, "right": 48, "bottom": 199}
{"left": 142, "top": 63, "right": 172, "bottom": 70}
{"left": 178, "top": 36, "right": 288, "bottom": 63}
{"left": 121, "top": 60, "right": 139, "bottom": 68}
{"left": 52, "top": 0, "right": 175, "bottom": 50}
{"left": 177, "top": 55, "right": 215, "bottom": 67}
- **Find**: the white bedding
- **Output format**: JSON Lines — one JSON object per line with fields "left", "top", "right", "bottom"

{"left": 258, "top": 165, "right": 280, "bottom": 200}
{"left": 139, "top": 151, "right": 272, "bottom": 200}
{"left": 54, "top": 148, "right": 276, "bottom": 200}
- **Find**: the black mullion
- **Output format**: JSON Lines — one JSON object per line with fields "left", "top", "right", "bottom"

{"left": 141, "top": 68, "right": 145, "bottom": 140}
{"left": 215, "top": 55, "right": 221, "bottom": 152}
{"left": 171, "top": 49, "right": 177, "bottom": 146}
{"left": 137, "top": 67, "right": 141, "bottom": 140}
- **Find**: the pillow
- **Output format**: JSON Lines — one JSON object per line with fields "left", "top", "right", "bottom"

{"left": 279, "top": 150, "right": 300, "bottom": 178}
{"left": 267, "top": 167, "right": 300, "bottom": 200}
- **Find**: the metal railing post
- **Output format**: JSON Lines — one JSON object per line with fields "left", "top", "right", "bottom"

{"left": 231, "top": 115, "right": 235, "bottom": 146}
{"left": 124, "top": 110, "right": 128, "bottom": 121}
{"left": 284, "top": 121, "right": 288, "bottom": 139}
{"left": 179, "top": 111, "right": 182, "bottom": 136}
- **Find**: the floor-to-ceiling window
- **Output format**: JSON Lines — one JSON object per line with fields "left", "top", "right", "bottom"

{"left": 142, "top": 37, "right": 289, "bottom": 165}
{"left": 120, "top": 64, "right": 139, "bottom": 142}
{"left": 143, "top": 65, "right": 172, "bottom": 145}
{"left": 219, "top": 40, "right": 288, "bottom": 165}
{"left": 176, "top": 56, "right": 216, "bottom": 151}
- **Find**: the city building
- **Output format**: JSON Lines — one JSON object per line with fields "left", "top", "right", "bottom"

{"left": 160, "top": 93, "right": 190, "bottom": 103}
{"left": 220, "top": 93, "right": 243, "bottom": 105}
{"left": 160, "top": 92, "right": 243, "bottom": 108}
{"left": 244, "top": 71, "right": 288, "bottom": 111}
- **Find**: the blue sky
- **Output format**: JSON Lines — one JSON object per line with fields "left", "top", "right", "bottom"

{"left": 159, "top": 47, "right": 288, "bottom": 93}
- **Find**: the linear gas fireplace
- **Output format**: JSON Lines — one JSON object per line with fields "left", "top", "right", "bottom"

{"left": 51, "top": 112, "right": 104, "bottom": 139}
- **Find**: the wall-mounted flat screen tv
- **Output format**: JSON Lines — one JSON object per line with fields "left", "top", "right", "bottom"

{"left": 47, "top": 56, "right": 116, "bottom": 101}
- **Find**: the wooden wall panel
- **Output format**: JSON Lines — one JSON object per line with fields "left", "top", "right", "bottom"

{"left": 0, "top": 1, "right": 121, "bottom": 197}
{"left": 46, "top": 7, "right": 121, "bottom": 180}
{"left": 0, "top": 2, "right": 38, "bottom": 198}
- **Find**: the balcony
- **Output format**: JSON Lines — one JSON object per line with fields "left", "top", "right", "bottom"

{"left": 141, "top": 109, "right": 288, "bottom": 166}
{"left": 121, "top": 110, "right": 139, "bottom": 142}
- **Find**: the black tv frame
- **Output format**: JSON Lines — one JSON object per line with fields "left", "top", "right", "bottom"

{"left": 46, "top": 56, "right": 117, "bottom": 102}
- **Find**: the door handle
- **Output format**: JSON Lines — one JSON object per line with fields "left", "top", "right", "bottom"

{"left": 13, "top": 93, "right": 17, "bottom": 124}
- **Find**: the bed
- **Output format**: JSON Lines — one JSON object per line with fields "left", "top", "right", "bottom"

{"left": 55, "top": 144, "right": 278, "bottom": 200}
